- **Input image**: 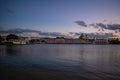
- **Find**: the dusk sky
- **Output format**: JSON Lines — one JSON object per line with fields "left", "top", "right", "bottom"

{"left": 0, "top": 0, "right": 120, "bottom": 38}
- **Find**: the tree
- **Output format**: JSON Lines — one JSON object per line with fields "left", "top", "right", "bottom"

{"left": 0, "top": 35, "right": 4, "bottom": 43}
{"left": 108, "top": 38, "right": 120, "bottom": 44}
{"left": 6, "top": 34, "right": 19, "bottom": 41}
{"left": 0, "top": 35, "right": 2, "bottom": 42}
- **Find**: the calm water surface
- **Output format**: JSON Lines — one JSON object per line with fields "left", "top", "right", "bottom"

{"left": 0, "top": 44, "right": 120, "bottom": 80}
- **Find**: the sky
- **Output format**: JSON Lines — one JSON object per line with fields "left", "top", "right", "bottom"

{"left": 0, "top": 0, "right": 120, "bottom": 38}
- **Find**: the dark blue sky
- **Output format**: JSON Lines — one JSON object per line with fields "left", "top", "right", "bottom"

{"left": 0, "top": 0, "right": 120, "bottom": 34}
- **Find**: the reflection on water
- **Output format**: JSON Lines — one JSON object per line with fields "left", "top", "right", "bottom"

{"left": 5, "top": 46, "right": 22, "bottom": 56}
{"left": 0, "top": 44, "right": 120, "bottom": 79}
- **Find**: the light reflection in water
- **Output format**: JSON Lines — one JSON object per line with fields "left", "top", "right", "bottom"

{"left": 0, "top": 44, "right": 120, "bottom": 79}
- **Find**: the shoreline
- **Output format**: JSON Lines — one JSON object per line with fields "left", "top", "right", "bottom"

{"left": 0, "top": 43, "right": 120, "bottom": 46}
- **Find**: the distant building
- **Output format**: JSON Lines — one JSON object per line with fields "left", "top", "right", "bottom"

{"left": 65, "top": 38, "right": 73, "bottom": 44}
{"left": 3, "top": 35, "right": 29, "bottom": 44}
{"left": 93, "top": 39, "right": 108, "bottom": 44}
{"left": 55, "top": 37, "right": 65, "bottom": 43}
{"left": 10, "top": 36, "right": 29, "bottom": 44}
{"left": 30, "top": 39, "right": 41, "bottom": 44}
{"left": 73, "top": 38, "right": 81, "bottom": 44}
{"left": 12, "top": 40, "right": 27, "bottom": 44}
{"left": 79, "top": 34, "right": 89, "bottom": 40}
{"left": 47, "top": 38, "right": 56, "bottom": 43}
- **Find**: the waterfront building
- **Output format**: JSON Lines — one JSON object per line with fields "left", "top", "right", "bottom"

{"left": 2, "top": 34, "right": 29, "bottom": 44}
{"left": 40, "top": 38, "right": 48, "bottom": 43}
{"left": 10, "top": 36, "right": 29, "bottom": 44}
{"left": 12, "top": 40, "right": 27, "bottom": 44}
{"left": 79, "top": 34, "right": 89, "bottom": 40}
{"left": 47, "top": 38, "right": 56, "bottom": 43}
{"left": 73, "top": 38, "right": 81, "bottom": 44}
{"left": 65, "top": 38, "right": 73, "bottom": 44}
{"left": 55, "top": 37, "right": 65, "bottom": 43}
{"left": 93, "top": 39, "right": 108, "bottom": 44}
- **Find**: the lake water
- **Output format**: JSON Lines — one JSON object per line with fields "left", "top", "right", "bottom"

{"left": 0, "top": 44, "right": 120, "bottom": 80}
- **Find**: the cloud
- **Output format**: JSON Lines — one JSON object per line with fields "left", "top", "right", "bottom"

{"left": 96, "top": 23, "right": 120, "bottom": 31}
{"left": 39, "top": 32, "right": 68, "bottom": 37}
{"left": 72, "top": 32, "right": 114, "bottom": 39}
{"left": 89, "top": 23, "right": 99, "bottom": 28}
{"left": 74, "top": 20, "right": 87, "bottom": 27}
{"left": 96, "top": 23, "right": 107, "bottom": 29}
{"left": 0, "top": 28, "right": 40, "bottom": 34}
{"left": 89, "top": 22, "right": 120, "bottom": 31}
{"left": 74, "top": 20, "right": 120, "bottom": 32}
{"left": 0, "top": 7, "right": 15, "bottom": 14}
{"left": 107, "top": 24, "right": 120, "bottom": 30}
{"left": 5, "top": 8, "right": 15, "bottom": 14}
{"left": 74, "top": 20, "right": 119, "bottom": 32}
{"left": 0, "top": 28, "right": 69, "bottom": 38}
{"left": 0, "top": 28, "right": 116, "bottom": 38}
